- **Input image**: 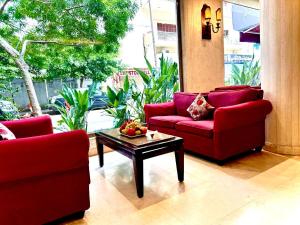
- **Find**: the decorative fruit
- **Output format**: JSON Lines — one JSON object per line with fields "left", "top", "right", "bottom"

{"left": 135, "top": 130, "right": 142, "bottom": 135}
{"left": 119, "top": 120, "right": 148, "bottom": 136}
{"left": 127, "top": 128, "right": 136, "bottom": 136}
{"left": 140, "top": 126, "right": 148, "bottom": 134}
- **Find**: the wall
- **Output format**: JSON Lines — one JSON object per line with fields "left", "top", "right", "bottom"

{"left": 180, "top": 0, "right": 224, "bottom": 93}
{"left": 7, "top": 79, "right": 77, "bottom": 109}
{"left": 261, "top": 0, "right": 300, "bottom": 155}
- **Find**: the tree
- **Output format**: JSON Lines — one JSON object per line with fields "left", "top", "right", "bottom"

{"left": 0, "top": 49, "right": 20, "bottom": 100}
{"left": 0, "top": 0, "right": 137, "bottom": 115}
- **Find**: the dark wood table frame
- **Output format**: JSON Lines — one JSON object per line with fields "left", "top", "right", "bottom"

{"left": 95, "top": 132, "right": 184, "bottom": 198}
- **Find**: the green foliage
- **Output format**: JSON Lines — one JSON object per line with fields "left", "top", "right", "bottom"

{"left": 55, "top": 84, "right": 97, "bottom": 131}
{"left": 0, "top": 111, "right": 19, "bottom": 121}
{"left": 227, "top": 56, "right": 261, "bottom": 86}
{"left": 104, "top": 75, "right": 131, "bottom": 128}
{"left": 132, "top": 54, "right": 179, "bottom": 122}
{"left": 0, "top": 0, "right": 138, "bottom": 82}
{"left": 0, "top": 50, "right": 20, "bottom": 100}
{"left": 0, "top": 100, "right": 20, "bottom": 121}
{"left": 135, "top": 54, "right": 179, "bottom": 104}
{"left": 104, "top": 55, "right": 179, "bottom": 125}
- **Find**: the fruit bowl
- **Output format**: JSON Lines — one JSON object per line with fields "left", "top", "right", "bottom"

{"left": 119, "top": 120, "right": 148, "bottom": 138}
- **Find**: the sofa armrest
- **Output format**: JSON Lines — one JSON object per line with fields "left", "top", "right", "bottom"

{"left": 1, "top": 115, "right": 53, "bottom": 138}
{"left": 214, "top": 100, "right": 272, "bottom": 132}
{"left": 144, "top": 102, "right": 176, "bottom": 124}
{"left": 0, "top": 130, "right": 89, "bottom": 184}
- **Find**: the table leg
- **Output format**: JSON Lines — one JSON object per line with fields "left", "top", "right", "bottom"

{"left": 96, "top": 139, "right": 104, "bottom": 167}
{"left": 175, "top": 146, "right": 184, "bottom": 182}
{"left": 133, "top": 155, "right": 144, "bottom": 198}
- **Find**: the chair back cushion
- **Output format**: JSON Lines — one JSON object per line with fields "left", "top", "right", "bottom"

{"left": 207, "top": 89, "right": 261, "bottom": 108}
{"left": 0, "top": 123, "right": 16, "bottom": 141}
{"left": 174, "top": 92, "right": 198, "bottom": 117}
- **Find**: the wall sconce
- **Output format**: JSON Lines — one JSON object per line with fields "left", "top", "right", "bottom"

{"left": 201, "top": 4, "right": 222, "bottom": 40}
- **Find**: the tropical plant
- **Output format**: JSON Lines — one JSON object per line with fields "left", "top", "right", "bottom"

{"left": 55, "top": 84, "right": 97, "bottom": 131}
{"left": 227, "top": 56, "right": 261, "bottom": 86}
{"left": 135, "top": 54, "right": 179, "bottom": 104}
{"left": 132, "top": 54, "right": 179, "bottom": 122}
{"left": 104, "top": 75, "right": 131, "bottom": 128}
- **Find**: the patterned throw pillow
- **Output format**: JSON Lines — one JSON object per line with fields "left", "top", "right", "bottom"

{"left": 0, "top": 123, "right": 16, "bottom": 141}
{"left": 187, "top": 94, "right": 215, "bottom": 120}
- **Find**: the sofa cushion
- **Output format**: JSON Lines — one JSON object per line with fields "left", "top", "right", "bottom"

{"left": 207, "top": 89, "right": 259, "bottom": 108}
{"left": 176, "top": 120, "right": 214, "bottom": 138}
{"left": 149, "top": 115, "right": 193, "bottom": 128}
{"left": 187, "top": 94, "right": 215, "bottom": 120}
{"left": 0, "top": 123, "right": 16, "bottom": 141}
{"left": 174, "top": 92, "right": 198, "bottom": 117}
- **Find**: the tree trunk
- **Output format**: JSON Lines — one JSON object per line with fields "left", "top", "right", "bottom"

{"left": 148, "top": 0, "right": 158, "bottom": 67}
{"left": 15, "top": 59, "right": 42, "bottom": 116}
{"left": 0, "top": 36, "right": 42, "bottom": 116}
{"left": 80, "top": 77, "right": 84, "bottom": 88}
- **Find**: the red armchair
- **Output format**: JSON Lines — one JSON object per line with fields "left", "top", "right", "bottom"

{"left": 144, "top": 88, "right": 272, "bottom": 163}
{"left": 0, "top": 116, "right": 90, "bottom": 225}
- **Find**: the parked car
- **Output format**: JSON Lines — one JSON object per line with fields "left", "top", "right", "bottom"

{"left": 49, "top": 89, "right": 109, "bottom": 113}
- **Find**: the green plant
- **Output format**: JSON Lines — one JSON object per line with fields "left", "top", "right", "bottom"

{"left": 0, "top": 100, "right": 20, "bottom": 121}
{"left": 135, "top": 54, "right": 179, "bottom": 104}
{"left": 104, "top": 75, "right": 131, "bottom": 128}
{"left": 227, "top": 55, "right": 261, "bottom": 86}
{"left": 55, "top": 84, "right": 96, "bottom": 131}
{"left": 0, "top": 0, "right": 137, "bottom": 114}
{"left": 132, "top": 54, "right": 179, "bottom": 122}
{"left": 0, "top": 112, "right": 19, "bottom": 121}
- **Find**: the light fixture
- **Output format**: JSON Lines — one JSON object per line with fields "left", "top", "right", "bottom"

{"left": 201, "top": 4, "right": 222, "bottom": 40}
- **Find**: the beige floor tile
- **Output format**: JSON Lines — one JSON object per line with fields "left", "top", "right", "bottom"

{"left": 66, "top": 151, "right": 300, "bottom": 225}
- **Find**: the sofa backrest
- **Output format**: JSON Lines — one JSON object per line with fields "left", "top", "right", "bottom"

{"left": 207, "top": 88, "right": 262, "bottom": 108}
{"left": 214, "top": 85, "right": 250, "bottom": 91}
{"left": 173, "top": 92, "right": 198, "bottom": 117}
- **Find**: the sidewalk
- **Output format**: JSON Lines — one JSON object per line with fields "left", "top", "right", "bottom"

{"left": 50, "top": 109, "right": 114, "bottom": 134}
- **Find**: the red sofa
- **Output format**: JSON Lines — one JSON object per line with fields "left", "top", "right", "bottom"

{"left": 144, "top": 87, "right": 272, "bottom": 163}
{"left": 0, "top": 116, "right": 90, "bottom": 225}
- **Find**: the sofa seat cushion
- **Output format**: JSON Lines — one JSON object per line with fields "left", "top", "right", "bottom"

{"left": 149, "top": 116, "right": 193, "bottom": 128}
{"left": 176, "top": 120, "right": 214, "bottom": 138}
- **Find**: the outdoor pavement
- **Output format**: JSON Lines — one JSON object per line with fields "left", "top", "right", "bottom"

{"left": 50, "top": 109, "right": 114, "bottom": 134}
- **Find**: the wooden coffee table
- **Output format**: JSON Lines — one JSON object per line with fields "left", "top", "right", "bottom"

{"left": 95, "top": 129, "right": 184, "bottom": 198}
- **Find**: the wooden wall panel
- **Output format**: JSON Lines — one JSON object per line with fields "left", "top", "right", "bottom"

{"left": 261, "top": 0, "right": 300, "bottom": 155}
{"left": 180, "top": 0, "right": 224, "bottom": 93}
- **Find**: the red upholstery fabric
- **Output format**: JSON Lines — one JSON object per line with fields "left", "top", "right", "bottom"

{"left": 148, "top": 125, "right": 177, "bottom": 136}
{"left": 207, "top": 89, "right": 260, "bottom": 108}
{"left": 214, "top": 85, "right": 250, "bottom": 91}
{"left": 149, "top": 115, "right": 192, "bottom": 128}
{"left": 173, "top": 92, "right": 197, "bottom": 117}
{"left": 0, "top": 130, "right": 89, "bottom": 183}
{"left": 144, "top": 102, "right": 176, "bottom": 124}
{"left": 0, "top": 123, "right": 16, "bottom": 140}
{"left": 214, "top": 100, "right": 272, "bottom": 132}
{"left": 145, "top": 89, "right": 272, "bottom": 162}
{"left": 176, "top": 120, "right": 214, "bottom": 138}
{"left": 1, "top": 115, "right": 53, "bottom": 138}
{"left": 213, "top": 122, "right": 265, "bottom": 160}
{"left": 176, "top": 131, "right": 214, "bottom": 157}
{"left": 0, "top": 116, "right": 90, "bottom": 224}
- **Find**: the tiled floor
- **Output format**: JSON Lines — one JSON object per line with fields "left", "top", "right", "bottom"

{"left": 66, "top": 150, "right": 300, "bottom": 225}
